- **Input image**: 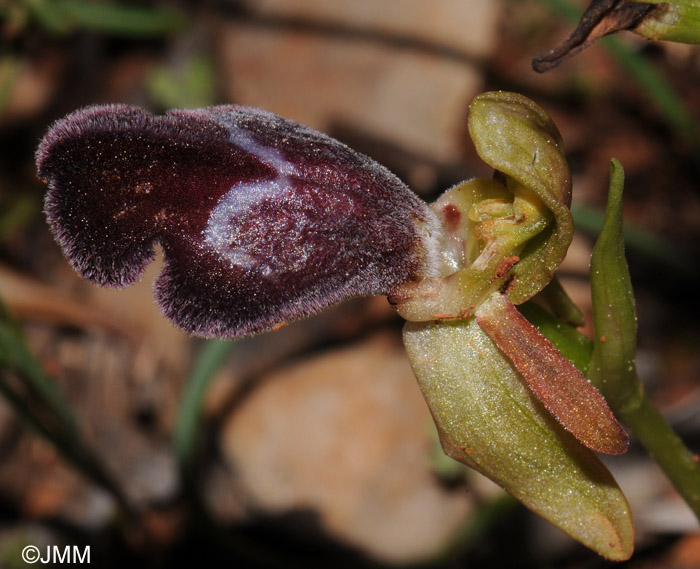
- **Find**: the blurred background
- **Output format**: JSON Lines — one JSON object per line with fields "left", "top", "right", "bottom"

{"left": 1, "top": 0, "right": 699, "bottom": 567}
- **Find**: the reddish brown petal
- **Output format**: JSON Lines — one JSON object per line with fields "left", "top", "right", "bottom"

{"left": 475, "top": 292, "right": 629, "bottom": 455}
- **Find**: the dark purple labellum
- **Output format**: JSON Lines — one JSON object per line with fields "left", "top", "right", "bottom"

{"left": 37, "top": 104, "right": 440, "bottom": 338}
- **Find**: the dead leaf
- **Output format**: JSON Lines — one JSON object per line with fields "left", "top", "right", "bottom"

{"left": 532, "top": 0, "right": 655, "bottom": 72}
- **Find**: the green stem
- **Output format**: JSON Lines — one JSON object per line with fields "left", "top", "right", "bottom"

{"left": 617, "top": 394, "right": 700, "bottom": 516}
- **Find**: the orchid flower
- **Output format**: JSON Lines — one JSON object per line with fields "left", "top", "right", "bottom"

{"left": 36, "top": 92, "right": 634, "bottom": 560}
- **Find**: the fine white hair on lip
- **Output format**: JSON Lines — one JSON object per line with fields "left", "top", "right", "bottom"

{"left": 417, "top": 206, "right": 446, "bottom": 280}
{"left": 203, "top": 179, "right": 287, "bottom": 270}
{"left": 203, "top": 121, "right": 299, "bottom": 270}
{"left": 230, "top": 129, "right": 297, "bottom": 177}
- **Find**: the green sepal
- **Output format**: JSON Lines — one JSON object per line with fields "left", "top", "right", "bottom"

{"left": 468, "top": 92, "right": 574, "bottom": 304}
{"left": 403, "top": 317, "right": 634, "bottom": 560}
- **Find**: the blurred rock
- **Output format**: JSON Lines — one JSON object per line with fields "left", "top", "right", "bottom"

{"left": 0, "top": 53, "right": 65, "bottom": 124}
{"left": 218, "top": 0, "right": 501, "bottom": 162}
{"left": 218, "top": 333, "right": 473, "bottom": 564}
{"left": 244, "top": 0, "right": 499, "bottom": 56}
{"left": 0, "top": 316, "right": 184, "bottom": 527}
{"left": 666, "top": 532, "right": 700, "bottom": 569}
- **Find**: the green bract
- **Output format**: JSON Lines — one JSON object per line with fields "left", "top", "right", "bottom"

{"left": 590, "top": 159, "right": 642, "bottom": 407}
{"left": 589, "top": 159, "right": 700, "bottom": 521}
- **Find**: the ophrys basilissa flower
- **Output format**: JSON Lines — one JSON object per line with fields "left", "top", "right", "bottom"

{"left": 36, "top": 93, "right": 633, "bottom": 560}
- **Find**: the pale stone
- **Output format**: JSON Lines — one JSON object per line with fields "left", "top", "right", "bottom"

{"left": 217, "top": 0, "right": 501, "bottom": 161}
{"left": 220, "top": 334, "right": 472, "bottom": 563}
{"left": 247, "top": 0, "right": 499, "bottom": 56}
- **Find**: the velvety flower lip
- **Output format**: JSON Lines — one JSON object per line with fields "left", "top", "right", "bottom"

{"left": 37, "top": 104, "right": 441, "bottom": 338}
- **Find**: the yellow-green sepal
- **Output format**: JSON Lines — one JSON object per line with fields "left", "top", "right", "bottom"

{"left": 403, "top": 317, "right": 634, "bottom": 560}
{"left": 468, "top": 92, "right": 574, "bottom": 304}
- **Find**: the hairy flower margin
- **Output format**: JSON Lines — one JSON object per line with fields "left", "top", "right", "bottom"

{"left": 37, "top": 92, "right": 634, "bottom": 560}
{"left": 37, "top": 104, "right": 442, "bottom": 338}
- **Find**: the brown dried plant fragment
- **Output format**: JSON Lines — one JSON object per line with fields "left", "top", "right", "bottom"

{"left": 533, "top": 0, "right": 655, "bottom": 72}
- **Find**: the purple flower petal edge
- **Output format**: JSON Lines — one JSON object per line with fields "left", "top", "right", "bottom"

{"left": 37, "top": 104, "right": 441, "bottom": 338}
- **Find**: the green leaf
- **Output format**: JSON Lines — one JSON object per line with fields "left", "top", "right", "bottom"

{"left": 174, "top": 339, "right": 234, "bottom": 486}
{"left": 0, "top": 306, "right": 79, "bottom": 434}
{"left": 27, "top": 0, "right": 186, "bottom": 37}
{"left": 0, "top": 56, "right": 21, "bottom": 116}
{"left": 0, "top": 303, "right": 131, "bottom": 511}
{"left": 146, "top": 54, "right": 217, "bottom": 110}
{"left": 403, "top": 317, "right": 634, "bottom": 560}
